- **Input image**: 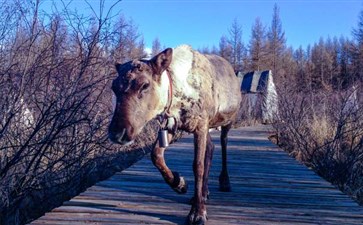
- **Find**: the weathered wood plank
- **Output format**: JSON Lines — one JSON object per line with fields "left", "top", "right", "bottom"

{"left": 29, "top": 125, "right": 363, "bottom": 225}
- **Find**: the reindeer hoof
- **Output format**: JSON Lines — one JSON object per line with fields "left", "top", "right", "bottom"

{"left": 186, "top": 210, "right": 207, "bottom": 225}
{"left": 172, "top": 172, "right": 188, "bottom": 194}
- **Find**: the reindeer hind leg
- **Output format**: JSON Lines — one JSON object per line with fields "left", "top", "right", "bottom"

{"left": 219, "top": 123, "right": 232, "bottom": 192}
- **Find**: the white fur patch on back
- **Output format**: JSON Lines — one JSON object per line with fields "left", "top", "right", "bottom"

{"left": 170, "top": 45, "right": 198, "bottom": 99}
{"left": 156, "top": 70, "right": 170, "bottom": 113}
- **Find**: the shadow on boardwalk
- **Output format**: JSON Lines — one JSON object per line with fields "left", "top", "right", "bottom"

{"left": 30, "top": 126, "right": 363, "bottom": 225}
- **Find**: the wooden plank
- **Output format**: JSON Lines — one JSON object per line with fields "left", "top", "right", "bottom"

{"left": 29, "top": 125, "right": 363, "bottom": 225}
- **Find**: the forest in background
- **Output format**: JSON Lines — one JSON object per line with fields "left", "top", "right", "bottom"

{"left": 0, "top": 1, "right": 362, "bottom": 224}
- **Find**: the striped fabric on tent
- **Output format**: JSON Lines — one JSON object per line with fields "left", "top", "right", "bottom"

{"left": 237, "top": 70, "right": 278, "bottom": 124}
{"left": 241, "top": 70, "right": 270, "bottom": 93}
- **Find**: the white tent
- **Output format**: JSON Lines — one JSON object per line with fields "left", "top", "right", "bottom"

{"left": 237, "top": 70, "right": 278, "bottom": 124}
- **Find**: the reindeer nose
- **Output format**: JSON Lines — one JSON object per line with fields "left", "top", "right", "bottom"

{"left": 109, "top": 129, "right": 129, "bottom": 145}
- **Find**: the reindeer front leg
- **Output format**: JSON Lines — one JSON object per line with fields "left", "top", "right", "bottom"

{"left": 188, "top": 119, "right": 209, "bottom": 225}
{"left": 151, "top": 133, "right": 188, "bottom": 194}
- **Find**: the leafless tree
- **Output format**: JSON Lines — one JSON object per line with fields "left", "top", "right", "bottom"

{"left": 228, "top": 18, "right": 245, "bottom": 72}
{"left": 248, "top": 17, "right": 268, "bottom": 71}
{"left": 0, "top": 1, "right": 158, "bottom": 224}
{"left": 151, "top": 37, "right": 162, "bottom": 57}
{"left": 219, "top": 35, "right": 232, "bottom": 63}
{"left": 266, "top": 4, "right": 286, "bottom": 82}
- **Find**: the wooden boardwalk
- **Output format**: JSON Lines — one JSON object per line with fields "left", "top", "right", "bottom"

{"left": 30, "top": 126, "right": 363, "bottom": 225}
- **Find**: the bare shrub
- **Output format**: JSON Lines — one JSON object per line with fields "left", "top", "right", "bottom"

{"left": 273, "top": 83, "right": 363, "bottom": 204}
{"left": 0, "top": 1, "right": 156, "bottom": 224}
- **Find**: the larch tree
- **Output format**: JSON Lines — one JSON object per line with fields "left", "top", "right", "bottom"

{"left": 353, "top": 8, "right": 363, "bottom": 45}
{"left": 249, "top": 17, "right": 267, "bottom": 71}
{"left": 352, "top": 8, "right": 363, "bottom": 84}
{"left": 267, "top": 4, "right": 286, "bottom": 81}
{"left": 219, "top": 35, "right": 233, "bottom": 63}
{"left": 293, "top": 46, "right": 309, "bottom": 91}
{"left": 310, "top": 38, "right": 336, "bottom": 91}
{"left": 228, "top": 18, "right": 245, "bottom": 72}
{"left": 151, "top": 37, "right": 161, "bottom": 57}
{"left": 338, "top": 37, "right": 355, "bottom": 89}
{"left": 111, "top": 16, "right": 145, "bottom": 63}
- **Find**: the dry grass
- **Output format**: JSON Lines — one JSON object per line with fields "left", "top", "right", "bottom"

{"left": 273, "top": 85, "right": 363, "bottom": 205}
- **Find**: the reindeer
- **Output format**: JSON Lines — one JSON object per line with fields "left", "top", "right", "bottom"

{"left": 109, "top": 45, "right": 241, "bottom": 225}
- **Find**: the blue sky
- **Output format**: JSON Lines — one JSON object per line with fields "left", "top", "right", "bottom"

{"left": 42, "top": 0, "right": 362, "bottom": 50}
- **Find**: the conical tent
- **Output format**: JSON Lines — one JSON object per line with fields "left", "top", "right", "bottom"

{"left": 237, "top": 70, "right": 278, "bottom": 124}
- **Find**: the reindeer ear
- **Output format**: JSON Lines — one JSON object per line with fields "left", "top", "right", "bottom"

{"left": 115, "top": 63, "right": 122, "bottom": 73}
{"left": 151, "top": 48, "right": 173, "bottom": 75}
{"left": 115, "top": 62, "right": 133, "bottom": 76}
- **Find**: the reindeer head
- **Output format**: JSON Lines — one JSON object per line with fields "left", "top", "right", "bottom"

{"left": 109, "top": 48, "right": 173, "bottom": 145}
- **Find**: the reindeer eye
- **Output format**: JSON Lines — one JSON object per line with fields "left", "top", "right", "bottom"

{"left": 138, "top": 82, "right": 150, "bottom": 99}
{"left": 136, "top": 64, "right": 142, "bottom": 71}
{"left": 141, "top": 83, "right": 150, "bottom": 91}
